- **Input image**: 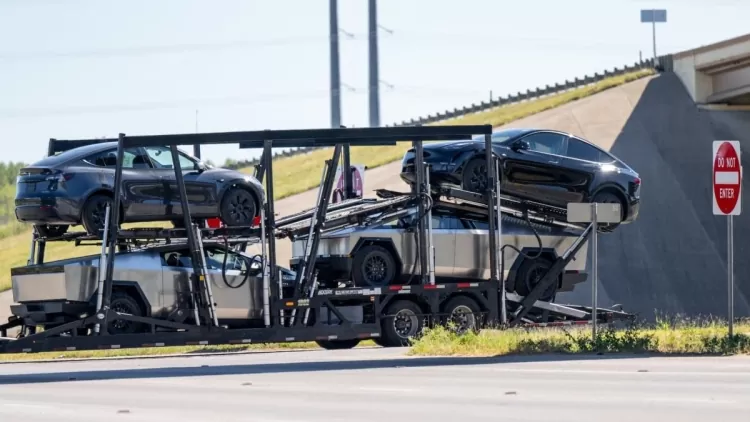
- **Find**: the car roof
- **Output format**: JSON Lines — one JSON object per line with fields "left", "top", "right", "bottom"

{"left": 31, "top": 141, "right": 118, "bottom": 167}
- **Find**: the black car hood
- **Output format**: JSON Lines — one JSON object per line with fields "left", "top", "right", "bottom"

{"left": 421, "top": 139, "right": 483, "bottom": 152}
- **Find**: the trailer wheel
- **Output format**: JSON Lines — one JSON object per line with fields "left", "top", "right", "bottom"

{"left": 442, "top": 296, "right": 481, "bottom": 334}
{"left": 315, "top": 339, "right": 361, "bottom": 350}
{"left": 514, "top": 256, "right": 558, "bottom": 302}
{"left": 380, "top": 300, "right": 424, "bottom": 347}
{"left": 351, "top": 244, "right": 396, "bottom": 287}
{"left": 108, "top": 291, "right": 146, "bottom": 335}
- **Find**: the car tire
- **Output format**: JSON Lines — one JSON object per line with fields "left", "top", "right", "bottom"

{"left": 591, "top": 190, "right": 624, "bottom": 233}
{"left": 108, "top": 290, "right": 146, "bottom": 335}
{"left": 513, "top": 256, "right": 558, "bottom": 302}
{"left": 34, "top": 224, "right": 69, "bottom": 238}
{"left": 461, "top": 157, "right": 492, "bottom": 193}
{"left": 380, "top": 299, "right": 424, "bottom": 347}
{"left": 81, "top": 194, "right": 116, "bottom": 236}
{"left": 351, "top": 244, "right": 397, "bottom": 287}
{"left": 441, "top": 295, "right": 482, "bottom": 335}
{"left": 315, "top": 339, "right": 361, "bottom": 350}
{"left": 219, "top": 187, "right": 258, "bottom": 227}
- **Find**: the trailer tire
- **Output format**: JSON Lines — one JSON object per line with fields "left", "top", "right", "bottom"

{"left": 442, "top": 296, "right": 481, "bottom": 334}
{"left": 108, "top": 291, "right": 146, "bottom": 335}
{"left": 513, "top": 256, "right": 558, "bottom": 302}
{"left": 380, "top": 300, "right": 424, "bottom": 347}
{"left": 351, "top": 244, "right": 396, "bottom": 287}
{"left": 315, "top": 339, "right": 361, "bottom": 350}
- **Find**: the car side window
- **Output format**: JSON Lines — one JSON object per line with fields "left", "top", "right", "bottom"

{"left": 470, "top": 219, "right": 490, "bottom": 229}
{"left": 521, "top": 132, "right": 566, "bottom": 155}
{"left": 144, "top": 146, "right": 198, "bottom": 170}
{"left": 431, "top": 215, "right": 462, "bottom": 229}
{"left": 83, "top": 148, "right": 151, "bottom": 169}
{"left": 161, "top": 250, "right": 193, "bottom": 268}
{"left": 566, "top": 138, "right": 610, "bottom": 163}
{"left": 204, "top": 247, "right": 247, "bottom": 272}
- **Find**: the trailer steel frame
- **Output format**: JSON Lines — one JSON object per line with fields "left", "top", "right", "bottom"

{"left": 0, "top": 125, "right": 635, "bottom": 352}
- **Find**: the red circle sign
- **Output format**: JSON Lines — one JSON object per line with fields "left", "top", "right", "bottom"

{"left": 713, "top": 141, "right": 741, "bottom": 214}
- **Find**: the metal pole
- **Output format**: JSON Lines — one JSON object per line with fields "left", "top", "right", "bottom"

{"left": 425, "top": 165, "right": 435, "bottom": 285}
{"left": 368, "top": 0, "right": 380, "bottom": 127}
{"left": 329, "top": 0, "right": 341, "bottom": 128}
{"left": 496, "top": 158, "right": 506, "bottom": 324}
{"left": 591, "top": 204, "right": 598, "bottom": 340}
{"left": 652, "top": 19, "right": 657, "bottom": 60}
{"left": 728, "top": 215, "right": 734, "bottom": 337}
{"left": 94, "top": 203, "right": 111, "bottom": 334}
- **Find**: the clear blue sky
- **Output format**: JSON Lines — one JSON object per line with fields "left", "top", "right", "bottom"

{"left": 1, "top": 0, "right": 749, "bottom": 165}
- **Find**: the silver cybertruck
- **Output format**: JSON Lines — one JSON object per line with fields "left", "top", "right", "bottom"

{"left": 290, "top": 204, "right": 588, "bottom": 301}
{"left": 10, "top": 243, "right": 297, "bottom": 335}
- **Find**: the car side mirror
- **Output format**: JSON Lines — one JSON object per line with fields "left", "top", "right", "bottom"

{"left": 196, "top": 162, "right": 207, "bottom": 172}
{"left": 511, "top": 140, "right": 530, "bottom": 151}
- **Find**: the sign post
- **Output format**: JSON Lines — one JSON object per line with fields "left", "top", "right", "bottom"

{"left": 567, "top": 202, "right": 621, "bottom": 340}
{"left": 713, "top": 140, "right": 742, "bottom": 337}
{"left": 640, "top": 9, "right": 667, "bottom": 61}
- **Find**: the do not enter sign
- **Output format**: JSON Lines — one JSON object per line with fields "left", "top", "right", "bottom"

{"left": 713, "top": 140, "right": 742, "bottom": 215}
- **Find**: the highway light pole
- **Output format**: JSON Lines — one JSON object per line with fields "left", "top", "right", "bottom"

{"left": 329, "top": 0, "right": 352, "bottom": 199}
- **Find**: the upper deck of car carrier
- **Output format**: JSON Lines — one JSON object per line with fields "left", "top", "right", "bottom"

{"left": 0, "top": 125, "right": 635, "bottom": 353}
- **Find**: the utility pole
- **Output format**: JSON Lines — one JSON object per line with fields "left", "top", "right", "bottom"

{"left": 329, "top": 0, "right": 352, "bottom": 199}
{"left": 368, "top": 0, "right": 380, "bottom": 128}
{"left": 193, "top": 109, "right": 200, "bottom": 158}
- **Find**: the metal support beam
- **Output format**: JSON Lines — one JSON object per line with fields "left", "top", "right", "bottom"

{"left": 368, "top": 0, "right": 380, "bottom": 127}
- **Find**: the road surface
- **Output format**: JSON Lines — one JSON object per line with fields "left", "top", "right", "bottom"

{"left": 1, "top": 348, "right": 749, "bottom": 421}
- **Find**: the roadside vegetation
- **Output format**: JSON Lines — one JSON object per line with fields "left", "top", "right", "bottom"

{"left": 0, "top": 67, "right": 655, "bottom": 294}
{"left": 0, "top": 339, "right": 377, "bottom": 362}
{"left": 409, "top": 317, "right": 750, "bottom": 357}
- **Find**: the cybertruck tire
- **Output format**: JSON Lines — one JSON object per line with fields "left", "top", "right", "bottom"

{"left": 108, "top": 290, "right": 146, "bottom": 335}
{"left": 351, "top": 244, "right": 397, "bottom": 287}
{"left": 513, "top": 256, "right": 558, "bottom": 302}
{"left": 219, "top": 187, "right": 258, "bottom": 227}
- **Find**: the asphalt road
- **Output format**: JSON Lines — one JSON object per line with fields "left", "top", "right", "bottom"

{"left": 1, "top": 348, "right": 749, "bottom": 421}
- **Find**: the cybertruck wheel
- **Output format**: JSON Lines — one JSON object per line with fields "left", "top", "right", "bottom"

{"left": 351, "top": 244, "right": 396, "bottom": 287}
{"left": 34, "top": 224, "right": 69, "bottom": 238}
{"left": 591, "top": 190, "right": 624, "bottom": 233}
{"left": 219, "top": 187, "right": 258, "bottom": 227}
{"left": 514, "top": 256, "right": 558, "bottom": 302}
{"left": 81, "top": 194, "right": 115, "bottom": 236}
{"left": 461, "top": 157, "right": 490, "bottom": 193}
{"left": 108, "top": 290, "right": 146, "bottom": 335}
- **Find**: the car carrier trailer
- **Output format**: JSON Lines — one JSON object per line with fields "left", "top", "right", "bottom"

{"left": 0, "top": 125, "right": 634, "bottom": 353}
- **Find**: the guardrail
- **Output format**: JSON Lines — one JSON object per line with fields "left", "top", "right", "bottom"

{"left": 224, "top": 58, "right": 659, "bottom": 170}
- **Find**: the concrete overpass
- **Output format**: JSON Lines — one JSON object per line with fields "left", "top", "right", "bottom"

{"left": 672, "top": 33, "right": 750, "bottom": 105}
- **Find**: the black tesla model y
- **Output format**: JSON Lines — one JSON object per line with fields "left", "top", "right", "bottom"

{"left": 401, "top": 128, "right": 641, "bottom": 232}
{"left": 15, "top": 142, "right": 265, "bottom": 237}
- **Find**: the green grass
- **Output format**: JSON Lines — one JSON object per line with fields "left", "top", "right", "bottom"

{"left": 0, "top": 340, "right": 377, "bottom": 362}
{"left": 408, "top": 318, "right": 750, "bottom": 357}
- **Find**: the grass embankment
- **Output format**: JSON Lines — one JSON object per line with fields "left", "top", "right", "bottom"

{"left": 0, "top": 67, "right": 655, "bottom": 294}
{"left": 409, "top": 319, "right": 750, "bottom": 357}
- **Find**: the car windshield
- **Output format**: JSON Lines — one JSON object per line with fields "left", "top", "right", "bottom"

{"left": 471, "top": 128, "right": 529, "bottom": 144}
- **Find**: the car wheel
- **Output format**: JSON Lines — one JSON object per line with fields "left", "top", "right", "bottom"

{"left": 34, "top": 224, "right": 69, "bottom": 238}
{"left": 513, "top": 256, "right": 558, "bottom": 302}
{"left": 380, "top": 300, "right": 424, "bottom": 347}
{"left": 351, "top": 244, "right": 396, "bottom": 287}
{"left": 461, "top": 157, "right": 491, "bottom": 193}
{"left": 441, "top": 296, "right": 482, "bottom": 335}
{"left": 81, "top": 194, "right": 115, "bottom": 236}
{"left": 108, "top": 290, "right": 146, "bottom": 335}
{"left": 219, "top": 187, "right": 258, "bottom": 227}
{"left": 315, "top": 339, "right": 361, "bottom": 350}
{"left": 591, "top": 190, "right": 624, "bottom": 233}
